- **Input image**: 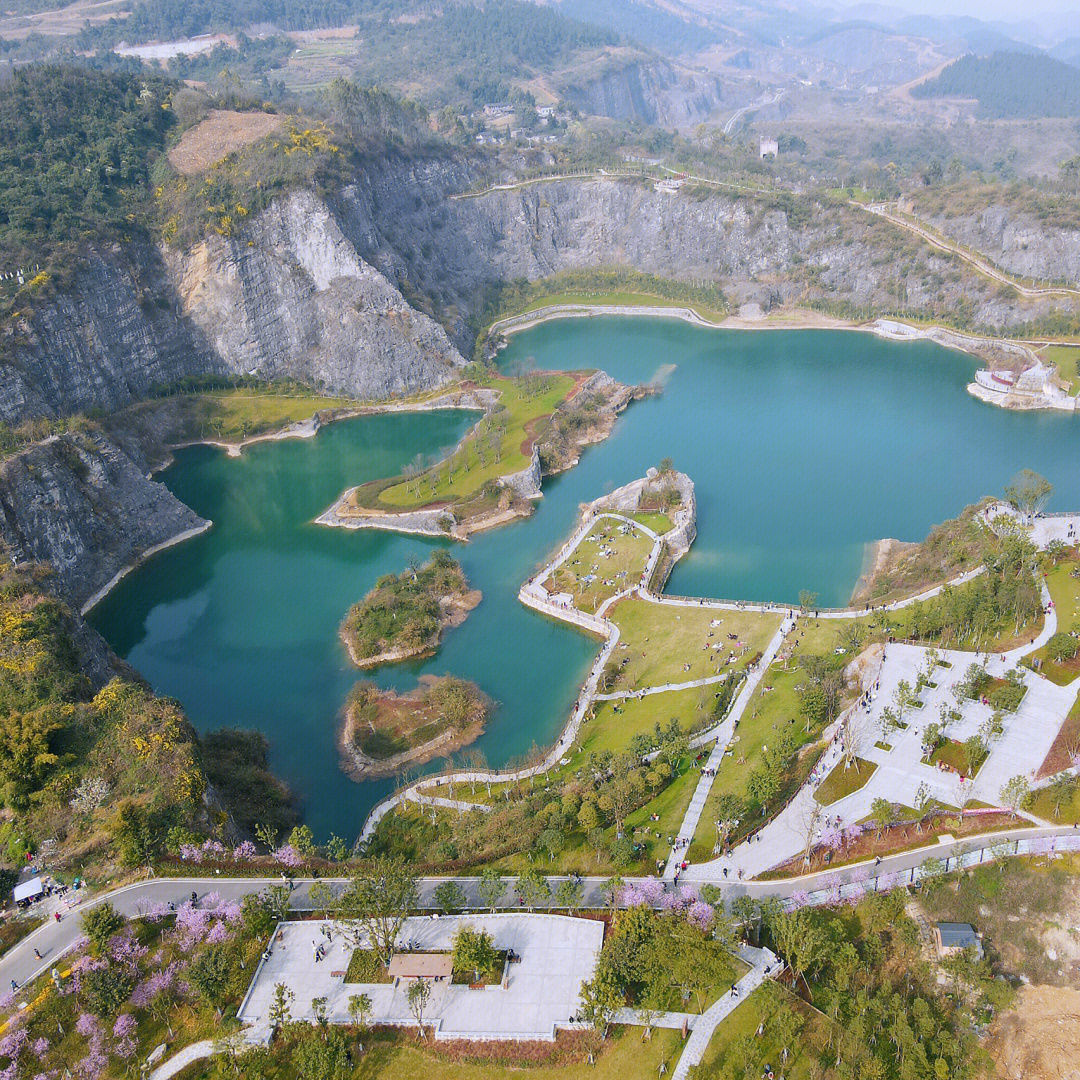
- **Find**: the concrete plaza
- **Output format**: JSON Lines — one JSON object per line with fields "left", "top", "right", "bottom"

{"left": 687, "top": 634, "right": 1078, "bottom": 881}
{"left": 237, "top": 913, "right": 604, "bottom": 1041}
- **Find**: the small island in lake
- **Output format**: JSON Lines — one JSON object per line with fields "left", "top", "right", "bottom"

{"left": 339, "top": 675, "right": 489, "bottom": 779}
{"left": 340, "top": 550, "right": 481, "bottom": 668}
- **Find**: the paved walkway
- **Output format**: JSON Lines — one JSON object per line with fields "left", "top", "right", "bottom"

{"left": 148, "top": 1040, "right": 217, "bottom": 1080}
{"left": 238, "top": 914, "right": 603, "bottom": 1042}
{"left": 612, "top": 1007, "right": 698, "bottom": 1030}
{"left": 685, "top": 590, "right": 1068, "bottom": 881}
{"left": 360, "top": 511, "right": 665, "bottom": 842}
{"left": 665, "top": 618, "right": 795, "bottom": 878}
{"left": 4, "top": 822, "right": 1078, "bottom": 992}
{"left": 671, "top": 945, "right": 778, "bottom": 1080}
{"left": 359, "top": 489, "right": 1063, "bottom": 858}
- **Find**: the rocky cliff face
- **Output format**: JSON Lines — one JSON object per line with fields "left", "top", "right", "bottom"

{"left": 562, "top": 60, "right": 728, "bottom": 127}
{"left": 5, "top": 190, "right": 466, "bottom": 428}
{"left": 164, "top": 190, "right": 465, "bottom": 400}
{"left": 8, "top": 157, "right": 1075, "bottom": 435}
{"left": 923, "top": 205, "right": 1080, "bottom": 285}
{"left": 1, "top": 245, "right": 217, "bottom": 424}
{"left": 0, "top": 431, "right": 208, "bottom": 609}
{"left": 341, "top": 158, "right": 1074, "bottom": 342}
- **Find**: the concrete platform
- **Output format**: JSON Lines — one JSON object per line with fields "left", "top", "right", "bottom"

{"left": 237, "top": 914, "right": 604, "bottom": 1041}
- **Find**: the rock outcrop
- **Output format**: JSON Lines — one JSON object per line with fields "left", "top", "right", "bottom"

{"left": 164, "top": 190, "right": 465, "bottom": 400}
{"left": 1, "top": 244, "right": 217, "bottom": 424}
{"left": 340, "top": 159, "right": 1078, "bottom": 347}
{"left": 922, "top": 204, "right": 1080, "bottom": 287}
{"left": 7, "top": 157, "right": 1079, "bottom": 433}
{"left": 0, "top": 431, "right": 209, "bottom": 610}
{"left": 5, "top": 190, "right": 467, "bottom": 428}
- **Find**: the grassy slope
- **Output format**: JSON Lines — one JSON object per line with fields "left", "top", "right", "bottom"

{"left": 371, "top": 373, "right": 580, "bottom": 510}
{"left": 550, "top": 520, "right": 655, "bottom": 614}
{"left": 348, "top": 1027, "right": 683, "bottom": 1080}
{"left": 815, "top": 757, "right": 877, "bottom": 805}
{"left": 607, "top": 600, "right": 781, "bottom": 690}
{"left": 1041, "top": 344, "right": 1080, "bottom": 396}
{"left": 699, "top": 982, "right": 827, "bottom": 1080}
{"left": 1027, "top": 555, "right": 1080, "bottom": 683}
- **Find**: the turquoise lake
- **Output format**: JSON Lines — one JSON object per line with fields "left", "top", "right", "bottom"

{"left": 89, "top": 319, "right": 1080, "bottom": 840}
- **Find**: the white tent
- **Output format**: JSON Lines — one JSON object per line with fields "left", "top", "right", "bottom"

{"left": 12, "top": 877, "right": 43, "bottom": 904}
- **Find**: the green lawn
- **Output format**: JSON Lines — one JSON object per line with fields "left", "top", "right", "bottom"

{"left": 826, "top": 185, "right": 874, "bottom": 205}
{"left": 928, "top": 738, "right": 985, "bottom": 778}
{"left": 1029, "top": 782, "right": 1080, "bottom": 824}
{"left": 1027, "top": 557, "right": 1080, "bottom": 682}
{"left": 627, "top": 510, "right": 674, "bottom": 534}
{"left": 550, "top": 520, "right": 656, "bottom": 614}
{"left": 814, "top": 757, "right": 877, "bottom": 805}
{"left": 153, "top": 388, "right": 361, "bottom": 442}
{"left": 364, "top": 1026, "right": 682, "bottom": 1080}
{"left": 580, "top": 686, "right": 714, "bottom": 758}
{"left": 1041, "top": 344, "right": 1080, "bottom": 395}
{"left": 178, "top": 1025, "right": 683, "bottom": 1080}
{"left": 607, "top": 600, "right": 781, "bottom": 690}
{"left": 688, "top": 647, "right": 831, "bottom": 861}
{"left": 358, "top": 372, "right": 580, "bottom": 512}
{"left": 698, "top": 982, "right": 827, "bottom": 1080}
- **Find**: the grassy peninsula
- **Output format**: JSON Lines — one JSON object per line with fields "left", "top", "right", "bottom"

{"left": 340, "top": 676, "right": 489, "bottom": 779}
{"left": 340, "top": 551, "right": 481, "bottom": 668}
{"left": 333, "top": 369, "right": 640, "bottom": 534}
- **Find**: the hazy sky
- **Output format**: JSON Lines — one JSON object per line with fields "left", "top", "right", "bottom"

{"left": 845, "top": 0, "right": 1079, "bottom": 17}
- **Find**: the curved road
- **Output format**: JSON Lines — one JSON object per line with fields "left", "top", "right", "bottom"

{"left": 723, "top": 89, "right": 787, "bottom": 136}
{"left": 3, "top": 823, "right": 1075, "bottom": 994}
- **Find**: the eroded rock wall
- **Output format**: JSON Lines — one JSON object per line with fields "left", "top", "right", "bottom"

{"left": 0, "top": 431, "right": 208, "bottom": 609}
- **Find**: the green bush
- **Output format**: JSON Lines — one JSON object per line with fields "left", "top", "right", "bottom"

{"left": 988, "top": 681, "right": 1026, "bottom": 713}
{"left": 1047, "top": 632, "right": 1079, "bottom": 663}
{"left": 345, "top": 948, "right": 387, "bottom": 983}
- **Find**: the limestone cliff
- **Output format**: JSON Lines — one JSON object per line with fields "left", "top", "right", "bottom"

{"left": 6, "top": 159, "right": 1076, "bottom": 434}
{"left": 921, "top": 204, "right": 1080, "bottom": 287}
{"left": 338, "top": 158, "right": 1076, "bottom": 346}
{"left": 4, "top": 190, "right": 467, "bottom": 428}
{"left": 0, "top": 431, "right": 208, "bottom": 610}
{"left": 0, "top": 244, "right": 216, "bottom": 424}
{"left": 163, "top": 190, "right": 465, "bottom": 399}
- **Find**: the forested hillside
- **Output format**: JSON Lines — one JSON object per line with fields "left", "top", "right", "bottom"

{"left": 0, "top": 67, "right": 173, "bottom": 271}
{"left": 912, "top": 51, "right": 1080, "bottom": 118}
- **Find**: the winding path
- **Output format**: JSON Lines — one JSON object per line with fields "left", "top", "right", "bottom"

{"left": 359, "top": 492, "right": 1030, "bottom": 852}
{"left": 671, "top": 945, "right": 778, "bottom": 1080}
{"left": 861, "top": 202, "right": 1080, "bottom": 301}
{"left": 723, "top": 89, "right": 787, "bottom": 136}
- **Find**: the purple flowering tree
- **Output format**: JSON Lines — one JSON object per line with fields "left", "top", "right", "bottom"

{"left": 273, "top": 844, "right": 302, "bottom": 868}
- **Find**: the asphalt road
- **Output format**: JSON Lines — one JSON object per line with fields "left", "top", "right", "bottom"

{"left": 1, "top": 823, "right": 1072, "bottom": 992}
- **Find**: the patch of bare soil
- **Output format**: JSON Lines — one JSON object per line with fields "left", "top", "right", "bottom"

{"left": 985, "top": 984, "right": 1080, "bottom": 1080}
{"left": 0, "top": 0, "right": 127, "bottom": 40}
{"left": 167, "top": 109, "right": 283, "bottom": 174}
{"left": 849, "top": 537, "right": 918, "bottom": 605}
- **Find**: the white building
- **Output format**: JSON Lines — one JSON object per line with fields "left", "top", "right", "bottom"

{"left": 759, "top": 137, "right": 779, "bottom": 159}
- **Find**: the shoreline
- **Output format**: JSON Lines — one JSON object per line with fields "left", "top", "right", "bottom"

{"left": 316, "top": 371, "right": 635, "bottom": 541}
{"left": 489, "top": 302, "right": 1067, "bottom": 414}
{"left": 357, "top": 474, "right": 701, "bottom": 845}
{"left": 157, "top": 386, "right": 499, "bottom": 466}
{"left": 340, "top": 588, "right": 483, "bottom": 670}
{"left": 80, "top": 520, "right": 214, "bottom": 615}
{"left": 338, "top": 700, "right": 486, "bottom": 782}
